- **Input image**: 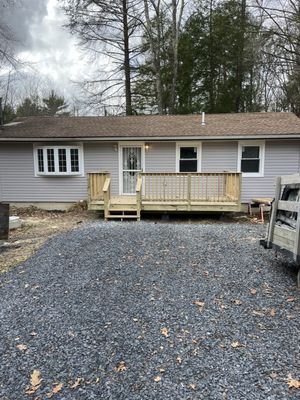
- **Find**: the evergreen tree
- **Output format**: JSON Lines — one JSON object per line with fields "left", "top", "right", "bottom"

{"left": 3, "top": 103, "right": 16, "bottom": 123}
{"left": 16, "top": 96, "right": 42, "bottom": 117}
{"left": 42, "top": 90, "right": 69, "bottom": 116}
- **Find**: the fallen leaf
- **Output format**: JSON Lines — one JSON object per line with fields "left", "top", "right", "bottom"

{"left": 270, "top": 308, "right": 276, "bottom": 317}
{"left": 287, "top": 374, "right": 300, "bottom": 389}
{"left": 232, "top": 299, "right": 242, "bottom": 305}
{"left": 270, "top": 372, "right": 278, "bottom": 379}
{"left": 47, "top": 383, "right": 63, "bottom": 398}
{"left": 31, "top": 370, "right": 42, "bottom": 388}
{"left": 30, "top": 332, "right": 38, "bottom": 337}
{"left": 203, "top": 271, "right": 209, "bottom": 276}
{"left": 25, "top": 370, "right": 42, "bottom": 394}
{"left": 154, "top": 376, "right": 161, "bottom": 382}
{"left": 69, "top": 378, "right": 82, "bottom": 389}
{"left": 193, "top": 301, "right": 205, "bottom": 311}
{"left": 161, "top": 328, "right": 169, "bottom": 338}
{"left": 95, "top": 377, "right": 100, "bottom": 383}
{"left": 188, "top": 383, "right": 197, "bottom": 390}
{"left": 231, "top": 341, "right": 244, "bottom": 348}
{"left": 176, "top": 356, "right": 182, "bottom": 364}
{"left": 287, "top": 296, "right": 296, "bottom": 302}
{"left": 250, "top": 288, "right": 257, "bottom": 295}
{"left": 159, "top": 368, "right": 165, "bottom": 373}
{"left": 16, "top": 344, "right": 27, "bottom": 352}
{"left": 115, "top": 361, "right": 127, "bottom": 372}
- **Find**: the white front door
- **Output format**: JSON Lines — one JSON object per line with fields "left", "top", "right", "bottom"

{"left": 121, "top": 146, "right": 144, "bottom": 194}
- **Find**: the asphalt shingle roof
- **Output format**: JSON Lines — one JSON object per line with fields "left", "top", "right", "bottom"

{"left": 1, "top": 112, "right": 300, "bottom": 140}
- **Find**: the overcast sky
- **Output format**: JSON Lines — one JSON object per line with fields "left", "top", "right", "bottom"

{"left": 1, "top": 0, "right": 92, "bottom": 110}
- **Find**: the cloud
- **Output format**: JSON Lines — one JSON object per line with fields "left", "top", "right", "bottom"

{"left": 1, "top": 0, "right": 49, "bottom": 50}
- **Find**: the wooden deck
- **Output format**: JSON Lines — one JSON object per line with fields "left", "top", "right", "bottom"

{"left": 88, "top": 172, "right": 242, "bottom": 220}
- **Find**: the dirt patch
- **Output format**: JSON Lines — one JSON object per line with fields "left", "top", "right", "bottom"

{"left": 0, "top": 206, "right": 100, "bottom": 274}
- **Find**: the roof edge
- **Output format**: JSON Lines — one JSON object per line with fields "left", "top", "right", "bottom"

{"left": 1, "top": 134, "right": 300, "bottom": 141}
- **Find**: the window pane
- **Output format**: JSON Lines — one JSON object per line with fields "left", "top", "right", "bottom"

{"left": 37, "top": 149, "right": 44, "bottom": 172}
{"left": 70, "top": 149, "right": 79, "bottom": 172}
{"left": 180, "top": 147, "right": 197, "bottom": 159}
{"left": 58, "top": 149, "right": 67, "bottom": 172}
{"left": 180, "top": 160, "right": 197, "bottom": 172}
{"left": 241, "top": 159, "right": 260, "bottom": 173}
{"left": 47, "top": 149, "right": 55, "bottom": 172}
{"left": 242, "top": 146, "right": 259, "bottom": 159}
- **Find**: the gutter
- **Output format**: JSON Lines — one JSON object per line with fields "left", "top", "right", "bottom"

{"left": 1, "top": 134, "right": 300, "bottom": 142}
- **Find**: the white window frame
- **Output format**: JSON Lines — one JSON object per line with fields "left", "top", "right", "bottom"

{"left": 33, "top": 144, "right": 84, "bottom": 176}
{"left": 237, "top": 140, "right": 265, "bottom": 177}
{"left": 176, "top": 142, "right": 202, "bottom": 173}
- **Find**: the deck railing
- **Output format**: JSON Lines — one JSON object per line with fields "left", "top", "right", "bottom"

{"left": 87, "top": 172, "right": 110, "bottom": 203}
{"left": 140, "top": 172, "right": 241, "bottom": 203}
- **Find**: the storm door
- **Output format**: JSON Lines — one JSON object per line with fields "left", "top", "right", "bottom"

{"left": 121, "top": 146, "right": 143, "bottom": 194}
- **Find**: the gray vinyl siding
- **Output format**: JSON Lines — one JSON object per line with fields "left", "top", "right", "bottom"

{"left": 0, "top": 139, "right": 300, "bottom": 204}
{"left": 0, "top": 142, "right": 118, "bottom": 202}
{"left": 202, "top": 142, "right": 238, "bottom": 172}
{"left": 145, "top": 142, "right": 176, "bottom": 172}
{"left": 84, "top": 143, "right": 119, "bottom": 195}
{"left": 241, "top": 140, "right": 300, "bottom": 202}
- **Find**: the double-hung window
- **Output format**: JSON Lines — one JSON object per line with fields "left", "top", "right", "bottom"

{"left": 238, "top": 141, "right": 265, "bottom": 177}
{"left": 177, "top": 143, "right": 201, "bottom": 172}
{"left": 34, "top": 145, "right": 83, "bottom": 176}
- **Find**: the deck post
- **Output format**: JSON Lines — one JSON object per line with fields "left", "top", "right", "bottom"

{"left": 267, "top": 176, "right": 281, "bottom": 248}
{"left": 103, "top": 175, "right": 111, "bottom": 221}
{"left": 188, "top": 173, "right": 191, "bottom": 210}
{"left": 136, "top": 175, "right": 142, "bottom": 221}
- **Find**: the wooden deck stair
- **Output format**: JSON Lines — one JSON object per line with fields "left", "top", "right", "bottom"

{"left": 105, "top": 196, "right": 140, "bottom": 221}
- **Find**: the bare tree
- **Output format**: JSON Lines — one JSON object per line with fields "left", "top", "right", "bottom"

{"left": 142, "top": 0, "right": 185, "bottom": 114}
{"left": 63, "top": 0, "right": 142, "bottom": 115}
{"left": 254, "top": 0, "right": 300, "bottom": 114}
{"left": 0, "top": 0, "right": 20, "bottom": 69}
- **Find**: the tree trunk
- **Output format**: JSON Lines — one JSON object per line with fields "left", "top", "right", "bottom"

{"left": 235, "top": 0, "right": 246, "bottom": 112}
{"left": 122, "top": 0, "right": 133, "bottom": 115}
{"left": 208, "top": 0, "right": 215, "bottom": 112}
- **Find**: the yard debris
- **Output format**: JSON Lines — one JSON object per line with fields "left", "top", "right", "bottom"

{"left": 252, "top": 310, "right": 264, "bottom": 316}
{"left": 232, "top": 299, "right": 242, "bottom": 305}
{"left": 176, "top": 356, "right": 182, "bottom": 364}
{"left": 188, "top": 383, "right": 197, "bottom": 390}
{"left": 287, "top": 374, "right": 300, "bottom": 389}
{"left": 25, "top": 369, "right": 42, "bottom": 394}
{"left": 115, "top": 361, "right": 127, "bottom": 372}
{"left": 250, "top": 288, "right": 257, "bottom": 295}
{"left": 154, "top": 376, "right": 162, "bottom": 382}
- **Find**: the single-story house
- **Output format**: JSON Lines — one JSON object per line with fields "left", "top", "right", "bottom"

{"left": 1, "top": 112, "right": 300, "bottom": 219}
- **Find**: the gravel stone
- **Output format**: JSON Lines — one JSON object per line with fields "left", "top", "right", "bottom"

{"left": 0, "top": 221, "right": 299, "bottom": 399}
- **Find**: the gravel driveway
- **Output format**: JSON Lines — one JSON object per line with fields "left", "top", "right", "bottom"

{"left": 0, "top": 222, "right": 299, "bottom": 399}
